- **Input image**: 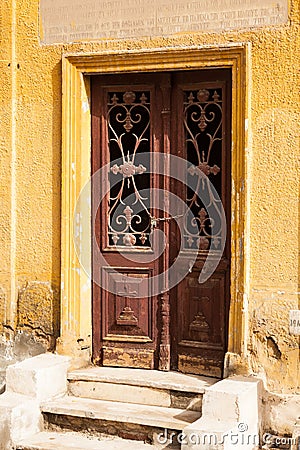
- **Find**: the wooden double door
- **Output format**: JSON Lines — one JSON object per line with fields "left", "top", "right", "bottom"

{"left": 92, "top": 70, "right": 231, "bottom": 378}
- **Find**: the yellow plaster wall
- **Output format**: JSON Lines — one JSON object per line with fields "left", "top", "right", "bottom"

{"left": 0, "top": 0, "right": 14, "bottom": 327}
{"left": 0, "top": 0, "right": 299, "bottom": 391}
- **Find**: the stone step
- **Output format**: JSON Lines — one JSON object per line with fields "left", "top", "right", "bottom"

{"left": 41, "top": 395, "right": 200, "bottom": 444}
{"left": 68, "top": 367, "right": 216, "bottom": 410}
{"left": 16, "top": 431, "right": 154, "bottom": 450}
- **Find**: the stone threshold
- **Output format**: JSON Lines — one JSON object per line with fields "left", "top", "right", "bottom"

{"left": 68, "top": 366, "right": 217, "bottom": 394}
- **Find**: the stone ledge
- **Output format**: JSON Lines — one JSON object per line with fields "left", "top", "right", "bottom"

{"left": 41, "top": 395, "right": 201, "bottom": 431}
{"left": 6, "top": 353, "right": 70, "bottom": 401}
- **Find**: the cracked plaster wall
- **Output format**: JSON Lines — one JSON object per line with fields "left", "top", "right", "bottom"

{"left": 0, "top": 0, "right": 299, "bottom": 403}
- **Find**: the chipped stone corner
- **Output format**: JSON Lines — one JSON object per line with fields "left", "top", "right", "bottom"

{"left": 262, "top": 390, "right": 300, "bottom": 436}
{"left": 223, "top": 351, "right": 252, "bottom": 378}
{"left": 56, "top": 333, "right": 92, "bottom": 371}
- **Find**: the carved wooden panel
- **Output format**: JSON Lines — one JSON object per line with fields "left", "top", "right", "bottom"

{"left": 101, "top": 268, "right": 152, "bottom": 343}
{"left": 177, "top": 270, "right": 226, "bottom": 349}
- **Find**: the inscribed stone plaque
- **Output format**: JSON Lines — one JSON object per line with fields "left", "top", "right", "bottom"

{"left": 289, "top": 310, "right": 300, "bottom": 335}
{"left": 40, "top": 0, "right": 288, "bottom": 44}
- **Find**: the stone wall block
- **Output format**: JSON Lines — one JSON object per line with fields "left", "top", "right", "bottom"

{"left": 6, "top": 353, "right": 70, "bottom": 401}
{"left": 202, "top": 376, "right": 262, "bottom": 427}
{"left": 17, "top": 282, "right": 56, "bottom": 336}
{"left": 182, "top": 377, "right": 262, "bottom": 449}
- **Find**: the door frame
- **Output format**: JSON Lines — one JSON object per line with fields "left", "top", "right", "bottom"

{"left": 58, "top": 45, "right": 251, "bottom": 375}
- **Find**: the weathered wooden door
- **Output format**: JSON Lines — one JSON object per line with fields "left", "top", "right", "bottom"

{"left": 169, "top": 70, "right": 231, "bottom": 378}
{"left": 91, "top": 70, "right": 231, "bottom": 376}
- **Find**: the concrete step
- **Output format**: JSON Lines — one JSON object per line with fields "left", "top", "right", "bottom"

{"left": 41, "top": 395, "right": 200, "bottom": 444}
{"left": 16, "top": 431, "right": 154, "bottom": 449}
{"left": 68, "top": 367, "right": 216, "bottom": 410}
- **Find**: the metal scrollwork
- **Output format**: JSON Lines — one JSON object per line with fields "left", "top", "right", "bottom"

{"left": 108, "top": 91, "right": 152, "bottom": 248}
{"left": 184, "top": 88, "right": 224, "bottom": 251}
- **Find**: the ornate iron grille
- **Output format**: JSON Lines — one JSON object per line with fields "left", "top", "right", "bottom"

{"left": 107, "top": 90, "right": 151, "bottom": 248}
{"left": 184, "top": 87, "right": 224, "bottom": 252}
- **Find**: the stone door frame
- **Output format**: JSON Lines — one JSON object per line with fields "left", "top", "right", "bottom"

{"left": 58, "top": 45, "right": 251, "bottom": 373}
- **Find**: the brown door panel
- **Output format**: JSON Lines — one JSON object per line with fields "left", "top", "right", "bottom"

{"left": 170, "top": 70, "right": 231, "bottom": 377}
{"left": 91, "top": 70, "right": 231, "bottom": 375}
{"left": 91, "top": 74, "right": 169, "bottom": 368}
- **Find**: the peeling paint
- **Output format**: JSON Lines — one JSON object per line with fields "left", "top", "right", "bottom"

{"left": 82, "top": 100, "right": 89, "bottom": 113}
{"left": 17, "top": 282, "right": 56, "bottom": 337}
{"left": 103, "top": 346, "right": 154, "bottom": 369}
